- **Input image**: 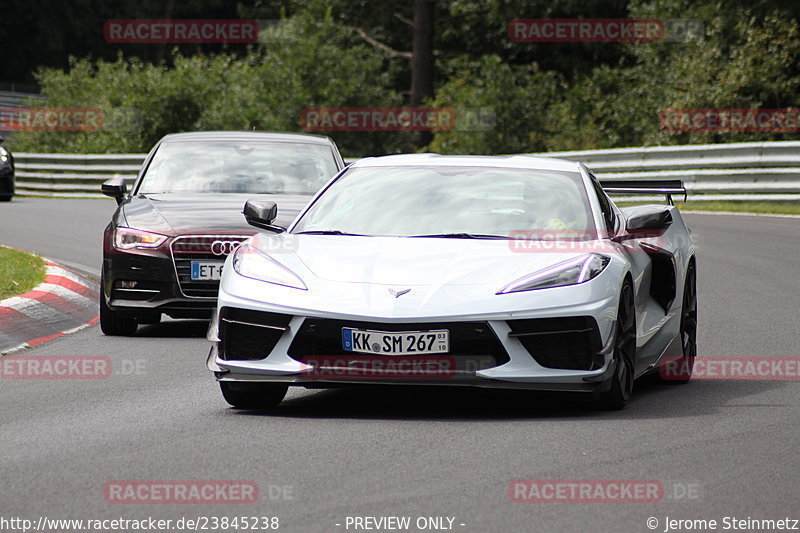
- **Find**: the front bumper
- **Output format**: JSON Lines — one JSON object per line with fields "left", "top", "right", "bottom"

{"left": 103, "top": 251, "right": 216, "bottom": 318}
{"left": 207, "top": 281, "right": 621, "bottom": 393}
{"left": 103, "top": 233, "right": 251, "bottom": 319}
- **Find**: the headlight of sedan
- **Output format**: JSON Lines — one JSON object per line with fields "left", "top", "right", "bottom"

{"left": 113, "top": 227, "right": 168, "bottom": 250}
{"left": 497, "top": 253, "right": 610, "bottom": 294}
{"left": 232, "top": 243, "right": 307, "bottom": 290}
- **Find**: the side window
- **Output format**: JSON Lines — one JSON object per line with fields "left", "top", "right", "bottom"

{"left": 589, "top": 174, "right": 615, "bottom": 234}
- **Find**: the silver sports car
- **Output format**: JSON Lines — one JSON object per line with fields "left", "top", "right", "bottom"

{"left": 207, "top": 154, "right": 696, "bottom": 410}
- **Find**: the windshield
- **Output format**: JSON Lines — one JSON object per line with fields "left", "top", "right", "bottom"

{"left": 137, "top": 141, "right": 338, "bottom": 195}
{"left": 291, "top": 166, "right": 593, "bottom": 237}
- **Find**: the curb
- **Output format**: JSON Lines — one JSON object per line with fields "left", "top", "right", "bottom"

{"left": 0, "top": 260, "right": 99, "bottom": 354}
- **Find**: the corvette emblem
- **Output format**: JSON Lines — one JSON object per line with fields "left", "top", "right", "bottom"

{"left": 388, "top": 288, "right": 411, "bottom": 298}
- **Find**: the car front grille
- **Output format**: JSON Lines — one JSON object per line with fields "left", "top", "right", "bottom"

{"left": 507, "top": 316, "right": 604, "bottom": 371}
{"left": 218, "top": 307, "right": 293, "bottom": 361}
{"left": 287, "top": 318, "right": 509, "bottom": 371}
{"left": 170, "top": 235, "right": 250, "bottom": 298}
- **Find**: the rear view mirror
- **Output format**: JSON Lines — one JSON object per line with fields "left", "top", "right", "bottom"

{"left": 243, "top": 199, "right": 284, "bottom": 233}
{"left": 101, "top": 177, "right": 127, "bottom": 205}
{"left": 626, "top": 205, "right": 673, "bottom": 232}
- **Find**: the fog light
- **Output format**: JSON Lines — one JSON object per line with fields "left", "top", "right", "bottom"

{"left": 117, "top": 280, "right": 138, "bottom": 288}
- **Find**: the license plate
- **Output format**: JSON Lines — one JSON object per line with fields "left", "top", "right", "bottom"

{"left": 342, "top": 328, "right": 449, "bottom": 355}
{"left": 190, "top": 261, "right": 224, "bottom": 281}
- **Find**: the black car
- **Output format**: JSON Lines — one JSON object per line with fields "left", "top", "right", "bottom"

{"left": 100, "top": 131, "right": 346, "bottom": 335}
{"left": 0, "top": 136, "right": 14, "bottom": 201}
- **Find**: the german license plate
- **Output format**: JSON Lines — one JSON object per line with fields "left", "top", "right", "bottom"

{"left": 342, "top": 328, "right": 449, "bottom": 355}
{"left": 190, "top": 261, "right": 224, "bottom": 281}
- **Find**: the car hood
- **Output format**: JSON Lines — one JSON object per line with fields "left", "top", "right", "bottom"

{"left": 121, "top": 193, "right": 312, "bottom": 235}
{"left": 253, "top": 233, "right": 601, "bottom": 287}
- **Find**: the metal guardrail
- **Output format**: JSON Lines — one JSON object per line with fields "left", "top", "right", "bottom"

{"left": 0, "top": 91, "right": 46, "bottom": 135}
{"left": 13, "top": 153, "right": 146, "bottom": 197}
{"left": 11, "top": 141, "right": 800, "bottom": 199}
{"left": 532, "top": 141, "right": 800, "bottom": 200}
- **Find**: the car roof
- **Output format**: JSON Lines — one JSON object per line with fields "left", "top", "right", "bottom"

{"left": 349, "top": 153, "right": 582, "bottom": 172}
{"left": 158, "top": 131, "right": 334, "bottom": 145}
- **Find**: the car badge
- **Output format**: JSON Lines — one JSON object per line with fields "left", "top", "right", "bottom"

{"left": 388, "top": 288, "right": 411, "bottom": 298}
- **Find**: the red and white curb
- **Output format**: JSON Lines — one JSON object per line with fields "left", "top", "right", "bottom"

{"left": 0, "top": 260, "right": 99, "bottom": 354}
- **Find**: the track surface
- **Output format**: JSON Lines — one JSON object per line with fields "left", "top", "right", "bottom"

{"left": 1, "top": 199, "right": 799, "bottom": 532}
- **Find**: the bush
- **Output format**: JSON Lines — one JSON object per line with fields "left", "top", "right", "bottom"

{"left": 428, "top": 56, "right": 560, "bottom": 154}
{"left": 8, "top": 13, "right": 412, "bottom": 157}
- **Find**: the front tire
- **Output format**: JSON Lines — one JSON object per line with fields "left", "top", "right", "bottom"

{"left": 0, "top": 195, "right": 11, "bottom": 202}
{"left": 136, "top": 313, "right": 161, "bottom": 325}
{"left": 596, "top": 280, "right": 636, "bottom": 410}
{"left": 99, "top": 281, "right": 138, "bottom": 336}
{"left": 219, "top": 381, "right": 288, "bottom": 409}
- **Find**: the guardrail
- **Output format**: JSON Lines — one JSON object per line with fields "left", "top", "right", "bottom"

{"left": 0, "top": 91, "right": 45, "bottom": 135}
{"left": 13, "top": 153, "right": 146, "bottom": 197}
{"left": 11, "top": 140, "right": 800, "bottom": 200}
{"left": 531, "top": 141, "right": 800, "bottom": 199}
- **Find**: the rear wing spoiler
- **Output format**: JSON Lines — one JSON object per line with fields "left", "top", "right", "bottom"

{"left": 599, "top": 179, "right": 687, "bottom": 205}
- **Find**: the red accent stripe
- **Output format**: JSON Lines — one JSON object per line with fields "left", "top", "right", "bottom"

{"left": 0, "top": 263, "right": 100, "bottom": 352}
{"left": 43, "top": 275, "right": 97, "bottom": 298}
{"left": 29, "top": 292, "right": 98, "bottom": 323}
{"left": 27, "top": 332, "right": 65, "bottom": 347}
{"left": 20, "top": 290, "right": 51, "bottom": 300}
{"left": 0, "top": 306, "right": 29, "bottom": 324}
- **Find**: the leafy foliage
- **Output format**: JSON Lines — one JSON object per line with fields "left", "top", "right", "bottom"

{"left": 6, "top": 0, "right": 800, "bottom": 155}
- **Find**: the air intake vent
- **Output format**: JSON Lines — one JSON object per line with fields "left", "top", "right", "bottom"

{"left": 218, "top": 307, "right": 293, "bottom": 361}
{"left": 507, "top": 316, "right": 603, "bottom": 370}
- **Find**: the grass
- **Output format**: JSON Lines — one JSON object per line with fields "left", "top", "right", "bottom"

{"left": 616, "top": 200, "right": 800, "bottom": 215}
{"left": 0, "top": 246, "right": 46, "bottom": 300}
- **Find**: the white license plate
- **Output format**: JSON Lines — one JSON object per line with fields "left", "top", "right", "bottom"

{"left": 342, "top": 328, "right": 449, "bottom": 355}
{"left": 190, "top": 261, "right": 224, "bottom": 281}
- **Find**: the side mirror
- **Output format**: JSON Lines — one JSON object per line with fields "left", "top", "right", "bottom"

{"left": 243, "top": 199, "right": 284, "bottom": 232}
{"left": 626, "top": 205, "right": 673, "bottom": 232}
{"left": 101, "top": 177, "right": 127, "bottom": 205}
{"left": 0, "top": 135, "right": 5, "bottom": 144}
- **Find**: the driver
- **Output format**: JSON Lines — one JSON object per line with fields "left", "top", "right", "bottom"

{"left": 523, "top": 181, "right": 578, "bottom": 231}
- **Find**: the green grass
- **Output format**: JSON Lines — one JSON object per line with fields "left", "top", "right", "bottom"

{"left": 616, "top": 200, "right": 800, "bottom": 215}
{"left": 0, "top": 246, "right": 46, "bottom": 300}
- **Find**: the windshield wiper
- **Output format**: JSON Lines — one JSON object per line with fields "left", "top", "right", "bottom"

{"left": 294, "top": 230, "right": 369, "bottom": 236}
{"left": 408, "top": 233, "right": 510, "bottom": 239}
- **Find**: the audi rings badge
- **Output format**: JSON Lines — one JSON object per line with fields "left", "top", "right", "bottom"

{"left": 210, "top": 240, "right": 242, "bottom": 256}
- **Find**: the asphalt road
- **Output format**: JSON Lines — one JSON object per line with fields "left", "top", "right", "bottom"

{"left": 1, "top": 199, "right": 799, "bottom": 533}
{"left": 0, "top": 197, "right": 116, "bottom": 277}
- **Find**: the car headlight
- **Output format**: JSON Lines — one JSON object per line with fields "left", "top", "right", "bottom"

{"left": 113, "top": 227, "right": 168, "bottom": 250}
{"left": 497, "top": 253, "right": 610, "bottom": 294}
{"left": 232, "top": 243, "right": 307, "bottom": 290}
